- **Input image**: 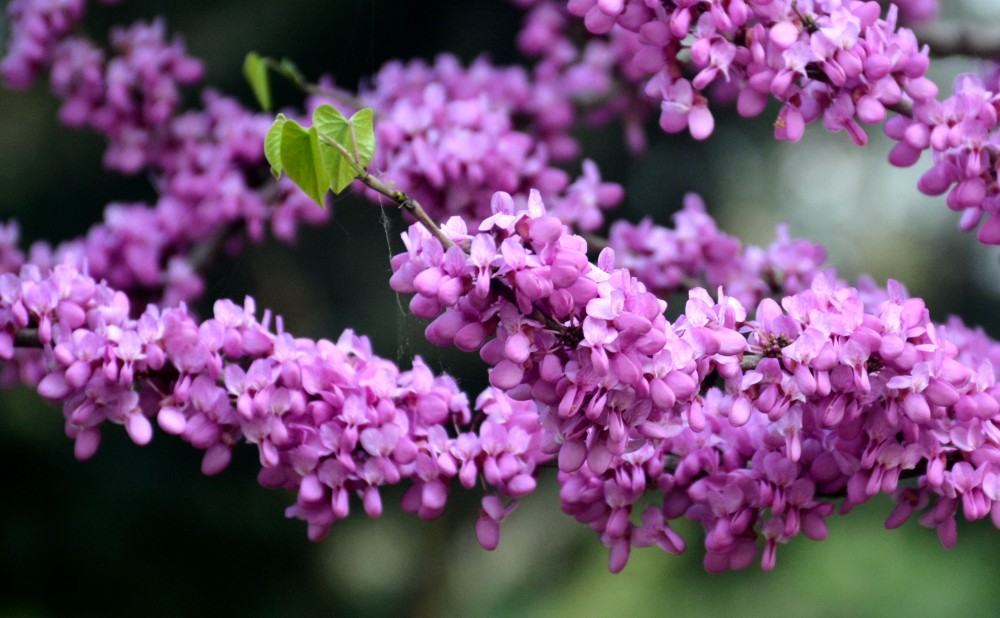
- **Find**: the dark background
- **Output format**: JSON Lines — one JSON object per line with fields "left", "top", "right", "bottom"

{"left": 3, "top": 1, "right": 1000, "bottom": 615}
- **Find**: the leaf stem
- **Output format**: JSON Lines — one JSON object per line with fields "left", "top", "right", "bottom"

{"left": 316, "top": 132, "right": 456, "bottom": 250}
{"left": 265, "top": 58, "right": 371, "bottom": 114}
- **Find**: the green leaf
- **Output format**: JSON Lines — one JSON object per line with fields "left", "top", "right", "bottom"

{"left": 312, "top": 105, "right": 356, "bottom": 194}
{"left": 264, "top": 114, "right": 286, "bottom": 179}
{"left": 263, "top": 104, "right": 378, "bottom": 205}
{"left": 312, "top": 104, "right": 349, "bottom": 144}
{"left": 312, "top": 104, "right": 377, "bottom": 193}
{"left": 243, "top": 52, "right": 271, "bottom": 111}
{"left": 280, "top": 120, "right": 331, "bottom": 207}
{"left": 278, "top": 58, "right": 307, "bottom": 88}
{"left": 349, "top": 108, "right": 376, "bottom": 168}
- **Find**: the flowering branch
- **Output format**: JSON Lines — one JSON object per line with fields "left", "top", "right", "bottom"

{"left": 0, "top": 261, "right": 550, "bottom": 544}
{"left": 7, "top": 0, "right": 1000, "bottom": 580}
{"left": 555, "top": 0, "right": 1000, "bottom": 246}
{"left": 390, "top": 186, "right": 1000, "bottom": 572}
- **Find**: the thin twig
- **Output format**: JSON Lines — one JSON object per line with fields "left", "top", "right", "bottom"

{"left": 356, "top": 169, "right": 457, "bottom": 250}
{"left": 315, "top": 132, "right": 456, "bottom": 250}
{"left": 264, "top": 58, "right": 372, "bottom": 114}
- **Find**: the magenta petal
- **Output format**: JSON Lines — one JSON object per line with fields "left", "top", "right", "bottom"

{"left": 504, "top": 331, "right": 532, "bottom": 364}
{"left": 902, "top": 392, "right": 931, "bottom": 424}
{"left": 650, "top": 378, "right": 676, "bottom": 410}
{"left": 608, "top": 539, "right": 631, "bottom": 573}
{"left": 659, "top": 105, "right": 689, "bottom": 134}
{"left": 201, "top": 444, "right": 232, "bottom": 475}
{"left": 38, "top": 372, "right": 71, "bottom": 400}
{"left": 64, "top": 361, "right": 92, "bottom": 388}
{"left": 977, "top": 215, "right": 1000, "bottom": 244}
{"left": 422, "top": 479, "right": 448, "bottom": 511}
{"left": 126, "top": 413, "right": 153, "bottom": 445}
{"left": 507, "top": 474, "right": 536, "bottom": 497}
{"left": 454, "top": 322, "right": 487, "bottom": 352}
{"left": 664, "top": 370, "right": 696, "bottom": 401}
{"left": 587, "top": 441, "right": 612, "bottom": 475}
{"left": 363, "top": 487, "right": 383, "bottom": 518}
{"left": 74, "top": 428, "right": 102, "bottom": 461}
{"left": 559, "top": 439, "right": 587, "bottom": 472}
{"left": 728, "top": 396, "right": 752, "bottom": 426}
{"left": 918, "top": 162, "right": 953, "bottom": 195}
{"left": 769, "top": 21, "right": 799, "bottom": 48}
{"left": 475, "top": 515, "right": 501, "bottom": 551}
{"left": 489, "top": 360, "right": 525, "bottom": 390}
{"left": 299, "top": 474, "right": 325, "bottom": 503}
{"left": 157, "top": 407, "right": 187, "bottom": 435}
{"left": 687, "top": 105, "right": 714, "bottom": 140}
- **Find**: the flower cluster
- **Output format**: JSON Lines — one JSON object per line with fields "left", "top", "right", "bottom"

{"left": 550, "top": 1, "right": 1000, "bottom": 246}
{"left": 564, "top": 1, "right": 935, "bottom": 145}
{"left": 331, "top": 54, "right": 624, "bottom": 230}
{"left": 1, "top": 3, "right": 328, "bottom": 306}
{"left": 886, "top": 73, "right": 1000, "bottom": 244}
{"left": 390, "top": 191, "right": 1000, "bottom": 571}
{"left": 0, "top": 259, "right": 552, "bottom": 541}
{"left": 1, "top": 0, "right": 87, "bottom": 88}
{"left": 7, "top": 0, "right": 1000, "bottom": 578}
{"left": 513, "top": 0, "right": 655, "bottom": 153}
{"left": 607, "top": 193, "right": 832, "bottom": 308}
{"left": 0, "top": 0, "right": 626, "bottom": 316}
{"left": 49, "top": 18, "right": 203, "bottom": 170}
{"left": 27, "top": 91, "right": 327, "bottom": 306}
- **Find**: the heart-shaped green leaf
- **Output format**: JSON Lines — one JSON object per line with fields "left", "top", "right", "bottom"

{"left": 313, "top": 104, "right": 376, "bottom": 193}
{"left": 349, "top": 108, "right": 376, "bottom": 168}
{"left": 263, "top": 103, "right": 377, "bottom": 205}
{"left": 243, "top": 52, "right": 272, "bottom": 111}
{"left": 280, "top": 120, "right": 330, "bottom": 207}
{"left": 264, "top": 114, "right": 286, "bottom": 179}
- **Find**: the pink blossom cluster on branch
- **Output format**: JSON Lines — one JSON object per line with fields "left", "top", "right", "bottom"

{"left": 0, "top": 260, "right": 549, "bottom": 544}
{"left": 0, "top": 1, "right": 327, "bottom": 306}
{"left": 0, "top": 0, "right": 598, "bottom": 559}
{"left": 1, "top": 0, "right": 87, "bottom": 88}
{"left": 315, "top": 54, "right": 625, "bottom": 231}
{"left": 6, "top": 0, "right": 1000, "bottom": 576}
{"left": 607, "top": 193, "right": 832, "bottom": 308}
{"left": 893, "top": 0, "right": 939, "bottom": 23}
{"left": 561, "top": 0, "right": 936, "bottom": 144}
{"left": 0, "top": 0, "right": 625, "bottom": 316}
{"left": 550, "top": 0, "right": 1000, "bottom": 245}
{"left": 390, "top": 190, "right": 1000, "bottom": 571}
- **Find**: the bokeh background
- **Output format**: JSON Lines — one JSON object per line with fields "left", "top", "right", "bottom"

{"left": 3, "top": 1, "right": 1000, "bottom": 615}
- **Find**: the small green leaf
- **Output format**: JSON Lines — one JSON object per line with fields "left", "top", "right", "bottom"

{"left": 349, "top": 108, "right": 376, "bottom": 168}
{"left": 312, "top": 104, "right": 349, "bottom": 142}
{"left": 314, "top": 137, "right": 353, "bottom": 195}
{"left": 312, "top": 105, "right": 356, "bottom": 194}
{"left": 264, "top": 114, "right": 286, "bottom": 179}
{"left": 265, "top": 104, "right": 378, "bottom": 205}
{"left": 243, "top": 52, "right": 272, "bottom": 111}
{"left": 278, "top": 58, "right": 307, "bottom": 88}
{"left": 280, "top": 120, "right": 331, "bottom": 207}
{"left": 312, "top": 104, "right": 377, "bottom": 193}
